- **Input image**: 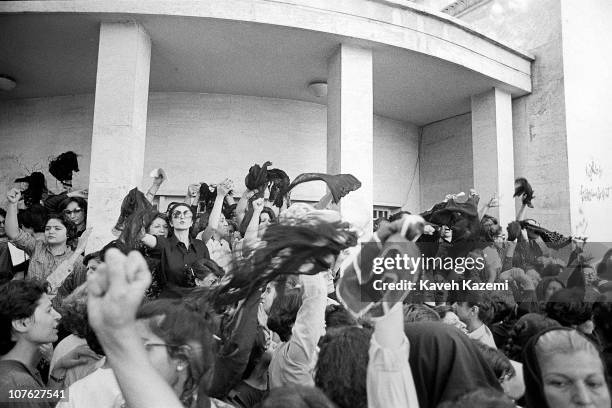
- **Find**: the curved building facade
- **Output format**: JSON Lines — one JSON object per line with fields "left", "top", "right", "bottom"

{"left": 1, "top": 0, "right": 610, "bottom": 246}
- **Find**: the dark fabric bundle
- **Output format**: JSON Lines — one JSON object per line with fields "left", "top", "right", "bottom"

{"left": 191, "top": 258, "right": 225, "bottom": 279}
{"left": 244, "top": 161, "right": 272, "bottom": 193}
{"left": 519, "top": 220, "right": 572, "bottom": 249}
{"left": 49, "top": 151, "right": 79, "bottom": 185}
{"left": 267, "top": 168, "right": 290, "bottom": 208}
{"left": 118, "top": 208, "right": 159, "bottom": 251}
{"left": 212, "top": 219, "right": 357, "bottom": 308}
{"left": 114, "top": 188, "right": 153, "bottom": 232}
{"left": 421, "top": 197, "right": 480, "bottom": 244}
{"left": 198, "top": 183, "right": 217, "bottom": 213}
{"left": 285, "top": 173, "right": 362, "bottom": 204}
{"left": 14, "top": 172, "right": 47, "bottom": 207}
{"left": 514, "top": 177, "right": 535, "bottom": 208}
{"left": 406, "top": 322, "right": 502, "bottom": 408}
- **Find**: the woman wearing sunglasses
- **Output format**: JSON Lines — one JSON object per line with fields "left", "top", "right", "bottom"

{"left": 141, "top": 203, "right": 210, "bottom": 298}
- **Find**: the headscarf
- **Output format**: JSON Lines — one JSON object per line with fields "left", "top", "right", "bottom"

{"left": 522, "top": 326, "right": 608, "bottom": 408}
{"left": 405, "top": 322, "right": 502, "bottom": 408}
{"left": 114, "top": 188, "right": 153, "bottom": 232}
{"left": 14, "top": 172, "right": 48, "bottom": 207}
{"left": 213, "top": 206, "right": 357, "bottom": 307}
{"left": 285, "top": 173, "right": 361, "bottom": 204}
{"left": 514, "top": 177, "right": 535, "bottom": 208}
{"left": 49, "top": 151, "right": 79, "bottom": 187}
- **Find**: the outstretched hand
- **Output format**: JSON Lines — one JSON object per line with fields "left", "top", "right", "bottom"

{"left": 87, "top": 249, "right": 151, "bottom": 338}
{"left": 76, "top": 228, "right": 93, "bottom": 255}
{"left": 217, "top": 178, "right": 234, "bottom": 197}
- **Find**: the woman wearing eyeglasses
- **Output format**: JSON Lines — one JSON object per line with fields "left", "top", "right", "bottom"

{"left": 60, "top": 197, "right": 88, "bottom": 237}
{"left": 140, "top": 203, "right": 210, "bottom": 298}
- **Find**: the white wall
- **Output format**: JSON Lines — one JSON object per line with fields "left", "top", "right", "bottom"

{"left": 0, "top": 92, "right": 419, "bottom": 210}
{"left": 561, "top": 0, "right": 612, "bottom": 241}
{"left": 460, "top": 0, "right": 572, "bottom": 235}
{"left": 374, "top": 115, "right": 420, "bottom": 211}
{"left": 420, "top": 113, "right": 473, "bottom": 210}
{"left": 0, "top": 95, "right": 94, "bottom": 201}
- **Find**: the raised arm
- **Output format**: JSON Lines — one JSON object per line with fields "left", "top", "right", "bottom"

{"left": 184, "top": 183, "right": 200, "bottom": 207}
{"left": 88, "top": 249, "right": 183, "bottom": 408}
{"left": 236, "top": 189, "right": 255, "bottom": 227}
{"left": 145, "top": 168, "right": 166, "bottom": 204}
{"left": 479, "top": 195, "right": 499, "bottom": 220}
{"left": 140, "top": 233, "right": 157, "bottom": 249}
{"left": 5, "top": 188, "right": 21, "bottom": 239}
{"left": 285, "top": 272, "right": 327, "bottom": 367}
{"left": 244, "top": 198, "right": 264, "bottom": 248}
{"left": 199, "top": 179, "right": 233, "bottom": 243}
{"left": 516, "top": 193, "right": 529, "bottom": 221}
{"left": 366, "top": 216, "right": 420, "bottom": 408}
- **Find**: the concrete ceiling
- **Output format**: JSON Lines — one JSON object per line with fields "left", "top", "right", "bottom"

{"left": 0, "top": 13, "right": 513, "bottom": 125}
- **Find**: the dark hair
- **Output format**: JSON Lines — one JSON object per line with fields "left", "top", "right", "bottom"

{"left": 504, "top": 313, "right": 561, "bottom": 362}
{"left": 145, "top": 212, "right": 169, "bottom": 234}
{"left": 260, "top": 206, "right": 276, "bottom": 223}
{"left": 545, "top": 288, "right": 593, "bottom": 327}
{"left": 461, "top": 290, "right": 495, "bottom": 324}
{"left": 597, "top": 249, "right": 612, "bottom": 278}
{"left": 480, "top": 215, "right": 502, "bottom": 242}
{"left": 45, "top": 213, "right": 78, "bottom": 244}
{"left": 213, "top": 220, "right": 356, "bottom": 307}
{"left": 0, "top": 208, "right": 6, "bottom": 218}
{"left": 388, "top": 211, "right": 411, "bottom": 223}
{"left": 83, "top": 251, "right": 102, "bottom": 266}
{"left": 471, "top": 340, "right": 515, "bottom": 380}
{"left": 267, "top": 287, "right": 303, "bottom": 342}
{"left": 190, "top": 258, "right": 225, "bottom": 280}
{"left": 61, "top": 196, "right": 88, "bottom": 221}
{"left": 137, "top": 297, "right": 215, "bottom": 407}
{"left": 566, "top": 263, "right": 593, "bottom": 291}
{"left": 535, "top": 277, "right": 565, "bottom": 302}
{"left": 437, "top": 388, "right": 515, "bottom": 408}
{"left": 261, "top": 386, "right": 336, "bottom": 408}
{"left": 593, "top": 298, "right": 612, "bottom": 344}
{"left": 57, "top": 292, "right": 104, "bottom": 356}
{"left": 167, "top": 203, "right": 195, "bottom": 234}
{"left": 325, "top": 304, "right": 357, "bottom": 329}
{"left": 315, "top": 326, "right": 370, "bottom": 408}
{"left": 0, "top": 280, "right": 49, "bottom": 354}
{"left": 18, "top": 204, "right": 49, "bottom": 233}
{"left": 372, "top": 216, "right": 387, "bottom": 232}
{"left": 167, "top": 202, "right": 194, "bottom": 219}
{"left": 403, "top": 303, "right": 441, "bottom": 324}
{"left": 541, "top": 263, "right": 563, "bottom": 277}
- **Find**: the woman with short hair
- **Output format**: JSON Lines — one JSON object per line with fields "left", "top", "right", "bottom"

{"left": 5, "top": 188, "right": 88, "bottom": 283}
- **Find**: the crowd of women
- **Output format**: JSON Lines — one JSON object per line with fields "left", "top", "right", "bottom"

{"left": 0, "top": 163, "right": 611, "bottom": 408}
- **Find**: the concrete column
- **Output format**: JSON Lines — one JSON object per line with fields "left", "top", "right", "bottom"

{"left": 87, "top": 22, "right": 151, "bottom": 251}
{"left": 471, "top": 88, "right": 515, "bottom": 227}
{"left": 327, "top": 44, "right": 374, "bottom": 234}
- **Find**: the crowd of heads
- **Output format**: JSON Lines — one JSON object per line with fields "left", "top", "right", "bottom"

{"left": 1, "top": 166, "right": 612, "bottom": 408}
